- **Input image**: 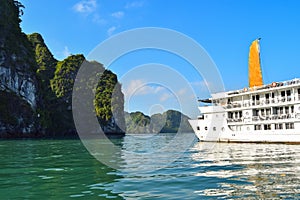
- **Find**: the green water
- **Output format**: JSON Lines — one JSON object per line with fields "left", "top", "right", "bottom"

{"left": 0, "top": 133, "right": 300, "bottom": 199}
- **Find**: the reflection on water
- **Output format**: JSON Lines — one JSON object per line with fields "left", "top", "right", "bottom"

{"left": 191, "top": 142, "right": 300, "bottom": 199}
{"left": 119, "top": 133, "right": 197, "bottom": 173}
{"left": 0, "top": 135, "right": 300, "bottom": 199}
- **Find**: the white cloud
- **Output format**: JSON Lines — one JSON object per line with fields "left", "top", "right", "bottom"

{"left": 191, "top": 80, "right": 206, "bottom": 87}
{"left": 111, "top": 11, "right": 124, "bottom": 19}
{"left": 160, "top": 93, "right": 172, "bottom": 102}
{"left": 93, "top": 14, "right": 107, "bottom": 25}
{"left": 123, "top": 79, "right": 166, "bottom": 99}
{"left": 73, "top": 0, "right": 97, "bottom": 14}
{"left": 107, "top": 26, "right": 117, "bottom": 36}
{"left": 191, "top": 80, "right": 211, "bottom": 92}
{"left": 125, "top": 1, "right": 144, "bottom": 9}
{"left": 63, "top": 46, "right": 71, "bottom": 58}
{"left": 177, "top": 88, "right": 187, "bottom": 96}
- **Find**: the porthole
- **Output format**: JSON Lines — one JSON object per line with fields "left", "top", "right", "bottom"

{"left": 197, "top": 126, "right": 200, "bottom": 131}
{"left": 213, "top": 127, "right": 216, "bottom": 131}
{"left": 221, "top": 127, "right": 225, "bottom": 132}
{"left": 205, "top": 126, "right": 208, "bottom": 131}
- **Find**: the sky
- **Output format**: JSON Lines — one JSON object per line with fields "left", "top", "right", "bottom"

{"left": 19, "top": 0, "right": 300, "bottom": 118}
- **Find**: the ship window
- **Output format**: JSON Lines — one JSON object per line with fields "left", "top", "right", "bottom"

{"left": 286, "top": 123, "right": 294, "bottom": 129}
{"left": 291, "top": 123, "right": 294, "bottom": 129}
{"left": 235, "top": 112, "right": 238, "bottom": 118}
{"left": 197, "top": 126, "right": 200, "bottom": 131}
{"left": 254, "top": 125, "right": 261, "bottom": 130}
{"left": 239, "top": 111, "right": 242, "bottom": 118}
{"left": 221, "top": 127, "right": 225, "bottom": 131}
{"left": 264, "top": 124, "right": 271, "bottom": 130}
{"left": 273, "top": 107, "right": 278, "bottom": 115}
{"left": 261, "top": 109, "right": 265, "bottom": 116}
{"left": 285, "top": 107, "right": 289, "bottom": 114}
{"left": 213, "top": 127, "right": 216, "bottom": 131}
{"left": 271, "top": 92, "right": 275, "bottom": 98}
{"left": 265, "top": 94, "right": 270, "bottom": 104}
{"left": 253, "top": 109, "right": 258, "bottom": 116}
{"left": 275, "top": 123, "right": 283, "bottom": 130}
{"left": 252, "top": 96, "right": 255, "bottom": 105}
{"left": 287, "top": 90, "right": 291, "bottom": 101}
{"left": 205, "top": 126, "right": 208, "bottom": 131}
{"left": 280, "top": 107, "right": 284, "bottom": 115}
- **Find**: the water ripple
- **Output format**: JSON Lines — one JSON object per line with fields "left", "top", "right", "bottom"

{"left": 0, "top": 136, "right": 300, "bottom": 199}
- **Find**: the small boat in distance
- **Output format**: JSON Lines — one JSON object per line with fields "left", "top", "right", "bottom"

{"left": 189, "top": 39, "right": 300, "bottom": 143}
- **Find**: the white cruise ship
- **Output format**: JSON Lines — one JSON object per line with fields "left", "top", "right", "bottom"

{"left": 189, "top": 39, "right": 300, "bottom": 143}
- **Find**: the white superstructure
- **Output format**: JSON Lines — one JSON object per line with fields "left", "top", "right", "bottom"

{"left": 189, "top": 79, "right": 300, "bottom": 143}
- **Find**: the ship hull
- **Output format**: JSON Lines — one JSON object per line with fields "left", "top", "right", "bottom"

{"left": 189, "top": 119, "right": 300, "bottom": 143}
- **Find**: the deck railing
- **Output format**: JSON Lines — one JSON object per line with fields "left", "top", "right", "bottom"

{"left": 227, "top": 114, "right": 296, "bottom": 124}
{"left": 226, "top": 78, "right": 300, "bottom": 96}
{"left": 223, "top": 97, "right": 295, "bottom": 110}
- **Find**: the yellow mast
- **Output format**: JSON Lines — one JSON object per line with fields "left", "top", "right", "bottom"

{"left": 248, "top": 38, "right": 263, "bottom": 88}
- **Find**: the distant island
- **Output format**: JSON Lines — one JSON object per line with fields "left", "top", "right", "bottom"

{"left": 125, "top": 110, "right": 193, "bottom": 133}
{"left": 0, "top": 0, "right": 193, "bottom": 138}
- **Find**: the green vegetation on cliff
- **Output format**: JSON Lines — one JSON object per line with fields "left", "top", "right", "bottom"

{"left": 125, "top": 110, "right": 193, "bottom": 134}
{"left": 51, "top": 54, "right": 85, "bottom": 99}
{"left": 125, "top": 112, "right": 151, "bottom": 133}
{"left": 95, "top": 69, "right": 124, "bottom": 127}
{"left": 27, "top": 33, "right": 58, "bottom": 133}
{"left": 0, "top": 0, "right": 35, "bottom": 65}
{"left": 27, "top": 33, "right": 57, "bottom": 82}
{"left": 0, "top": 0, "right": 126, "bottom": 137}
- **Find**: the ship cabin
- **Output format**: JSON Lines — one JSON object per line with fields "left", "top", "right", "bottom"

{"left": 198, "top": 78, "right": 300, "bottom": 132}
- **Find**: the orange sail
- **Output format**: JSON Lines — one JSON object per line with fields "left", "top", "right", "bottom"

{"left": 249, "top": 38, "right": 263, "bottom": 87}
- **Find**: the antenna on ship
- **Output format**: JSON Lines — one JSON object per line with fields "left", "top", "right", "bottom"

{"left": 248, "top": 38, "right": 263, "bottom": 88}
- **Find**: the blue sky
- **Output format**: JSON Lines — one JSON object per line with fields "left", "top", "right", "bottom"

{"left": 20, "top": 0, "right": 300, "bottom": 118}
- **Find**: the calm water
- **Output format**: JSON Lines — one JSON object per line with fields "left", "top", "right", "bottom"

{"left": 1, "top": 133, "right": 300, "bottom": 199}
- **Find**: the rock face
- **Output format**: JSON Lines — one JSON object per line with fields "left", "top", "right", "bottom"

{"left": 0, "top": 0, "right": 126, "bottom": 137}
{"left": 0, "top": 66, "right": 37, "bottom": 108}
{"left": 0, "top": 0, "right": 38, "bottom": 108}
{"left": 0, "top": 0, "right": 39, "bottom": 136}
{"left": 49, "top": 54, "right": 125, "bottom": 135}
